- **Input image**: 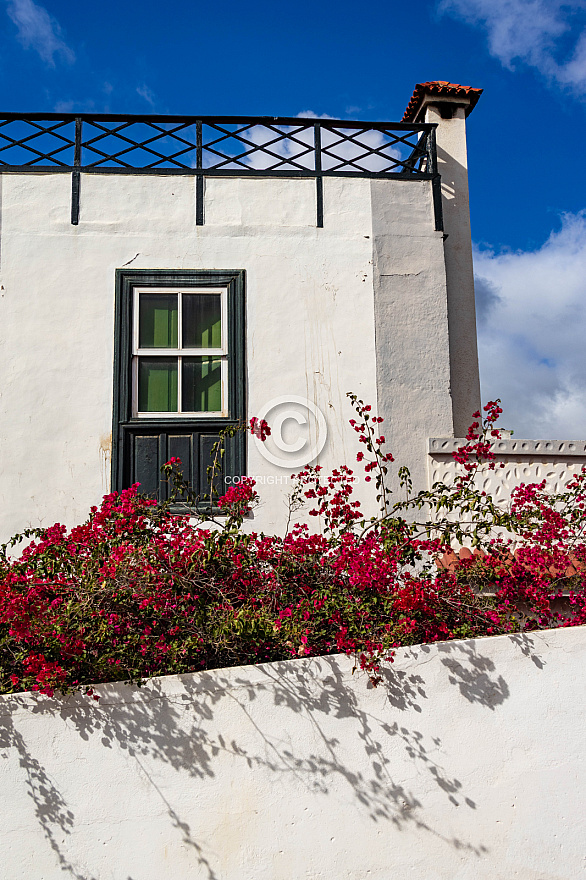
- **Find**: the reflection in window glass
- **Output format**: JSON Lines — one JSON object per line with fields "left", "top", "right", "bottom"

{"left": 182, "top": 357, "right": 222, "bottom": 412}
{"left": 138, "top": 358, "right": 178, "bottom": 412}
{"left": 139, "top": 294, "right": 178, "bottom": 348}
{"left": 183, "top": 293, "right": 222, "bottom": 348}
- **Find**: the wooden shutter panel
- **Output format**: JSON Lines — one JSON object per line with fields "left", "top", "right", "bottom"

{"left": 121, "top": 425, "right": 237, "bottom": 505}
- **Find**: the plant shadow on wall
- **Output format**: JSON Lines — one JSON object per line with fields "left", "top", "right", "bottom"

{"left": 0, "top": 397, "right": 585, "bottom": 876}
{"left": 2, "top": 637, "right": 543, "bottom": 879}
{"left": 0, "top": 710, "right": 86, "bottom": 879}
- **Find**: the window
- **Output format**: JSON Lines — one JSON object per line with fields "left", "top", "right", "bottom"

{"left": 112, "top": 270, "right": 245, "bottom": 505}
{"left": 133, "top": 287, "right": 228, "bottom": 417}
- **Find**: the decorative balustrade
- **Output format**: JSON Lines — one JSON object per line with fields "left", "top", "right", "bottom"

{"left": 429, "top": 437, "right": 586, "bottom": 504}
{"left": 0, "top": 113, "right": 440, "bottom": 226}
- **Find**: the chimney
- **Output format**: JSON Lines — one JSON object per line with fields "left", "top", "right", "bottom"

{"left": 403, "top": 82, "right": 483, "bottom": 437}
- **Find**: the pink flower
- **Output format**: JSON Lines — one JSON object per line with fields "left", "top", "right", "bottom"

{"left": 249, "top": 418, "right": 271, "bottom": 441}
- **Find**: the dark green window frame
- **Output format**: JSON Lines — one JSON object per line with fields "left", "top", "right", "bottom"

{"left": 112, "top": 269, "right": 246, "bottom": 505}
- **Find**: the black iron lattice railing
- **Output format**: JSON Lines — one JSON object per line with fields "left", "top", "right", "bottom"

{"left": 0, "top": 114, "right": 441, "bottom": 228}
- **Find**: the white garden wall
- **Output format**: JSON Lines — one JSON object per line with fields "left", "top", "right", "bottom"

{"left": 1, "top": 626, "right": 584, "bottom": 879}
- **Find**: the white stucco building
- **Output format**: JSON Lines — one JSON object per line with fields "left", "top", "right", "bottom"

{"left": 4, "top": 80, "right": 578, "bottom": 540}
{"left": 2, "top": 86, "right": 586, "bottom": 880}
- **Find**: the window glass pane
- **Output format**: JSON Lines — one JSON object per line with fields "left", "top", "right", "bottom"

{"left": 182, "top": 293, "right": 222, "bottom": 349}
{"left": 182, "top": 357, "right": 222, "bottom": 412}
{"left": 139, "top": 294, "right": 178, "bottom": 348}
{"left": 138, "top": 358, "right": 178, "bottom": 412}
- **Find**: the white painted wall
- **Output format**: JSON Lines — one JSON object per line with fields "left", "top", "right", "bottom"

{"left": 372, "top": 179, "right": 454, "bottom": 495}
{"left": 0, "top": 170, "right": 452, "bottom": 539}
{"left": 1, "top": 626, "right": 584, "bottom": 879}
{"left": 420, "top": 99, "right": 481, "bottom": 435}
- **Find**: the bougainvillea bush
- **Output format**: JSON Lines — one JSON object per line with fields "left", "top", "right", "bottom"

{"left": 1, "top": 399, "right": 585, "bottom": 699}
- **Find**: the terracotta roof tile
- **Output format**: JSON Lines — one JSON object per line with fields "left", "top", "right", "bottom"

{"left": 402, "top": 81, "right": 483, "bottom": 122}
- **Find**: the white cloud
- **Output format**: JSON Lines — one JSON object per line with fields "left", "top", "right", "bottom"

{"left": 53, "top": 98, "right": 95, "bottom": 112}
{"left": 136, "top": 84, "right": 156, "bottom": 107}
{"left": 296, "top": 111, "right": 335, "bottom": 119}
{"left": 474, "top": 211, "right": 586, "bottom": 438}
{"left": 6, "top": 0, "right": 75, "bottom": 66}
{"left": 439, "top": 0, "right": 586, "bottom": 93}
{"left": 52, "top": 99, "right": 74, "bottom": 112}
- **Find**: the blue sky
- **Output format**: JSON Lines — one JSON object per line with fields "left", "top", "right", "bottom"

{"left": 2, "top": 0, "right": 586, "bottom": 437}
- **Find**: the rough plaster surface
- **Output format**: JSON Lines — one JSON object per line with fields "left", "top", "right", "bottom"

{"left": 1, "top": 627, "right": 584, "bottom": 879}
{"left": 0, "top": 171, "right": 455, "bottom": 540}
{"left": 371, "top": 178, "right": 453, "bottom": 494}
{"left": 424, "top": 103, "right": 481, "bottom": 435}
